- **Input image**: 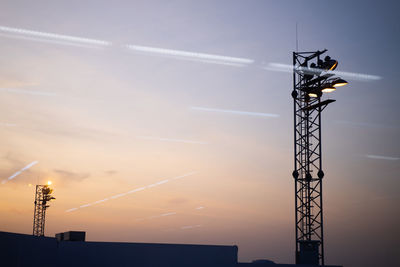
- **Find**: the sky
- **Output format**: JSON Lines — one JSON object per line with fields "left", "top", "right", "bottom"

{"left": 0, "top": 1, "right": 399, "bottom": 266}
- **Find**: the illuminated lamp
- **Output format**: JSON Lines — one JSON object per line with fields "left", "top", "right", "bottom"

{"left": 324, "top": 56, "right": 338, "bottom": 71}
{"left": 331, "top": 78, "right": 348, "bottom": 87}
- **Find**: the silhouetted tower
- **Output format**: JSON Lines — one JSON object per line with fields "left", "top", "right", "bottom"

{"left": 292, "top": 50, "right": 347, "bottom": 265}
{"left": 33, "top": 183, "right": 55, "bottom": 236}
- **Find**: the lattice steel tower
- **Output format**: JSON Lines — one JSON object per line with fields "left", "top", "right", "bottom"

{"left": 291, "top": 50, "right": 347, "bottom": 265}
{"left": 33, "top": 183, "right": 55, "bottom": 236}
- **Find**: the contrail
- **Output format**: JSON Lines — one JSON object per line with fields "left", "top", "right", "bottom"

{"left": 136, "top": 212, "right": 177, "bottom": 221}
{"left": 125, "top": 44, "right": 254, "bottom": 66}
{"left": 1, "top": 161, "right": 39, "bottom": 184}
{"left": 191, "top": 106, "right": 280, "bottom": 118}
{"left": 181, "top": 224, "right": 202, "bottom": 230}
{"left": 0, "top": 25, "right": 383, "bottom": 81}
{"left": 136, "top": 206, "right": 205, "bottom": 222}
{"left": 0, "top": 88, "right": 56, "bottom": 96}
{"left": 265, "top": 63, "right": 382, "bottom": 82}
{"left": 65, "top": 172, "right": 197, "bottom": 212}
{"left": 0, "top": 25, "right": 112, "bottom": 47}
{"left": 365, "top": 154, "right": 399, "bottom": 161}
{"left": 137, "top": 136, "right": 208, "bottom": 145}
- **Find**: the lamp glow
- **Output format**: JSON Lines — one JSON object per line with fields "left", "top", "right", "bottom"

{"left": 328, "top": 61, "right": 338, "bottom": 71}
{"left": 321, "top": 87, "right": 336, "bottom": 93}
{"left": 308, "top": 93, "right": 318, "bottom": 97}
{"left": 47, "top": 181, "right": 52, "bottom": 186}
{"left": 332, "top": 78, "right": 348, "bottom": 87}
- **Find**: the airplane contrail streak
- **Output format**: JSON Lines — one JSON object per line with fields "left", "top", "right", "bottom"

{"left": 125, "top": 44, "right": 254, "bottom": 66}
{"left": 265, "top": 63, "right": 381, "bottom": 81}
{"left": 1, "top": 161, "right": 39, "bottom": 184}
{"left": 0, "top": 25, "right": 383, "bottom": 81}
{"left": 65, "top": 172, "right": 197, "bottom": 212}
{"left": 365, "top": 154, "right": 399, "bottom": 161}
{"left": 137, "top": 136, "right": 208, "bottom": 145}
{"left": 191, "top": 106, "right": 280, "bottom": 118}
{"left": 181, "top": 224, "right": 202, "bottom": 230}
{"left": 136, "top": 212, "right": 177, "bottom": 221}
{"left": 0, "top": 26, "right": 112, "bottom": 46}
{"left": 136, "top": 206, "right": 204, "bottom": 222}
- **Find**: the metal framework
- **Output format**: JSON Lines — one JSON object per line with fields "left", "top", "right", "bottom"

{"left": 33, "top": 184, "right": 54, "bottom": 236}
{"left": 292, "top": 50, "right": 336, "bottom": 265}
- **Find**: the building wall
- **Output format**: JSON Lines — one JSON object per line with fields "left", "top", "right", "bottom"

{"left": 0, "top": 231, "right": 238, "bottom": 267}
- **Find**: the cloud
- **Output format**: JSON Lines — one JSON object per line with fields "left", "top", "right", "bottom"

{"left": 0, "top": 122, "right": 16, "bottom": 127}
{"left": 0, "top": 77, "right": 37, "bottom": 88}
{"left": 168, "top": 197, "right": 189, "bottom": 205}
{"left": 137, "top": 136, "right": 208, "bottom": 145}
{"left": 334, "top": 120, "right": 400, "bottom": 130}
{"left": 0, "top": 87, "right": 56, "bottom": 96}
{"left": 53, "top": 169, "right": 90, "bottom": 181}
{"left": 104, "top": 170, "right": 118, "bottom": 176}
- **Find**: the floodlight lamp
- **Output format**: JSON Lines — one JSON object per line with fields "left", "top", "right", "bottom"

{"left": 324, "top": 56, "right": 338, "bottom": 71}
{"left": 47, "top": 181, "right": 52, "bottom": 186}
{"left": 321, "top": 86, "right": 336, "bottom": 93}
{"left": 308, "top": 93, "right": 318, "bottom": 98}
{"left": 308, "top": 88, "right": 323, "bottom": 97}
{"left": 332, "top": 78, "right": 348, "bottom": 87}
{"left": 328, "top": 60, "right": 338, "bottom": 71}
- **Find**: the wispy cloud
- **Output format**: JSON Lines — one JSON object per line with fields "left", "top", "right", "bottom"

{"left": 334, "top": 120, "right": 399, "bottom": 130}
{"left": 66, "top": 172, "right": 197, "bottom": 212}
{"left": 0, "top": 88, "right": 56, "bottom": 96}
{"left": 54, "top": 169, "right": 90, "bottom": 182}
{"left": 265, "top": 62, "right": 381, "bottom": 82}
{"left": 104, "top": 170, "right": 118, "bottom": 176}
{"left": 365, "top": 155, "right": 399, "bottom": 161}
{"left": 191, "top": 106, "right": 280, "bottom": 118}
{"left": 137, "top": 136, "right": 208, "bottom": 145}
{"left": 0, "top": 122, "right": 16, "bottom": 127}
{"left": 1, "top": 161, "right": 39, "bottom": 184}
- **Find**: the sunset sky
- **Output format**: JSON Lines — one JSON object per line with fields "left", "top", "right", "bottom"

{"left": 0, "top": 1, "right": 399, "bottom": 267}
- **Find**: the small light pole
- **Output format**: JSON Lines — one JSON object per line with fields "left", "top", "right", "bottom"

{"left": 33, "top": 181, "right": 55, "bottom": 236}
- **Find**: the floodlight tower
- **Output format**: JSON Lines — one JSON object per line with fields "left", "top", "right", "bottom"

{"left": 33, "top": 181, "right": 55, "bottom": 236}
{"left": 291, "top": 50, "right": 347, "bottom": 265}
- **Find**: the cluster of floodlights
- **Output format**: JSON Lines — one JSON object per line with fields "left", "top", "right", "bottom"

{"left": 297, "top": 55, "right": 348, "bottom": 99}
{"left": 42, "top": 182, "right": 55, "bottom": 208}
